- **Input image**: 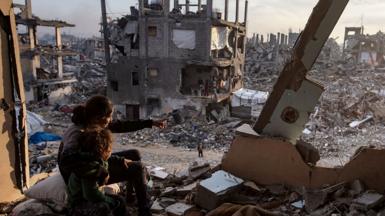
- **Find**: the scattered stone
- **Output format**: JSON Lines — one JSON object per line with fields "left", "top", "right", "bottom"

{"left": 151, "top": 199, "right": 164, "bottom": 214}
{"left": 176, "top": 183, "right": 197, "bottom": 197}
{"left": 352, "top": 192, "right": 384, "bottom": 210}
{"left": 165, "top": 203, "right": 194, "bottom": 216}
{"left": 159, "top": 197, "right": 177, "bottom": 208}
{"left": 291, "top": 200, "right": 305, "bottom": 209}
{"left": 195, "top": 170, "right": 243, "bottom": 210}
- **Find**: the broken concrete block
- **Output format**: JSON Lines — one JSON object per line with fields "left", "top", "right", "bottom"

{"left": 295, "top": 140, "right": 320, "bottom": 164}
{"left": 195, "top": 170, "right": 243, "bottom": 210}
{"left": 161, "top": 187, "right": 177, "bottom": 197}
{"left": 151, "top": 199, "right": 164, "bottom": 214}
{"left": 159, "top": 197, "right": 177, "bottom": 208}
{"left": 291, "top": 200, "right": 305, "bottom": 209}
{"left": 150, "top": 169, "right": 170, "bottom": 180}
{"left": 243, "top": 181, "right": 265, "bottom": 193}
{"left": 304, "top": 189, "right": 328, "bottom": 212}
{"left": 165, "top": 203, "right": 194, "bottom": 216}
{"left": 189, "top": 163, "right": 210, "bottom": 180}
{"left": 184, "top": 209, "right": 205, "bottom": 216}
{"left": 176, "top": 168, "right": 189, "bottom": 179}
{"left": 349, "top": 180, "right": 365, "bottom": 197}
{"left": 176, "top": 183, "right": 197, "bottom": 197}
{"left": 352, "top": 192, "right": 384, "bottom": 210}
{"left": 266, "top": 184, "right": 286, "bottom": 196}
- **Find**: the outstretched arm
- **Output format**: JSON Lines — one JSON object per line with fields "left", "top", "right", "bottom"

{"left": 108, "top": 119, "right": 167, "bottom": 133}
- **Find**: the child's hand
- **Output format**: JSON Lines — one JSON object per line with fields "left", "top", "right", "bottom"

{"left": 98, "top": 168, "right": 110, "bottom": 186}
{"left": 123, "top": 159, "right": 133, "bottom": 168}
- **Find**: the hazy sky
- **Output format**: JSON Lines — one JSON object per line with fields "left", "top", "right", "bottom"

{"left": 13, "top": 0, "right": 385, "bottom": 43}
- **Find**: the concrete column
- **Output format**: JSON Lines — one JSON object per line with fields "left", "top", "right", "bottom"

{"left": 101, "top": 0, "right": 111, "bottom": 64}
{"left": 198, "top": 0, "right": 201, "bottom": 13}
{"left": 277, "top": 32, "right": 281, "bottom": 45}
{"left": 55, "top": 27, "right": 63, "bottom": 79}
{"left": 261, "top": 35, "right": 264, "bottom": 43}
{"left": 244, "top": 0, "right": 248, "bottom": 24}
{"left": 186, "top": 0, "right": 190, "bottom": 14}
{"left": 25, "top": 0, "right": 32, "bottom": 18}
{"left": 174, "top": 0, "right": 178, "bottom": 10}
{"left": 224, "top": 0, "right": 229, "bottom": 21}
{"left": 235, "top": 0, "right": 239, "bottom": 23}
{"left": 281, "top": 34, "right": 285, "bottom": 45}
{"left": 256, "top": 34, "right": 259, "bottom": 45}
{"left": 25, "top": 0, "right": 37, "bottom": 80}
{"left": 139, "top": 0, "right": 145, "bottom": 16}
{"left": 164, "top": 0, "right": 170, "bottom": 15}
{"left": 206, "top": 0, "right": 212, "bottom": 17}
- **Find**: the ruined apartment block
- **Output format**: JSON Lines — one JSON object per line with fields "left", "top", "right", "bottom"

{"left": 15, "top": 0, "right": 77, "bottom": 103}
{"left": 107, "top": 0, "right": 248, "bottom": 120}
{"left": 343, "top": 26, "right": 385, "bottom": 66}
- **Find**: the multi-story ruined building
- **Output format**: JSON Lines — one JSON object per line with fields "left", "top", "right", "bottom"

{"left": 14, "top": 0, "right": 77, "bottom": 103}
{"left": 107, "top": 0, "right": 248, "bottom": 120}
{"left": 343, "top": 27, "right": 385, "bottom": 66}
{"left": 82, "top": 37, "right": 105, "bottom": 61}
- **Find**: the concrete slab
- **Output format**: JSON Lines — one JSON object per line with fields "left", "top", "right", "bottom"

{"left": 166, "top": 203, "right": 194, "bottom": 216}
{"left": 195, "top": 170, "right": 243, "bottom": 210}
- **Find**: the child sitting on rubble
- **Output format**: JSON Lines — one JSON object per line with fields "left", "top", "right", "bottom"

{"left": 66, "top": 128, "right": 126, "bottom": 216}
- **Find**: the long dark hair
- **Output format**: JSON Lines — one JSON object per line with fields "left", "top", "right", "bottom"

{"left": 71, "top": 95, "right": 113, "bottom": 126}
{"left": 78, "top": 128, "right": 113, "bottom": 161}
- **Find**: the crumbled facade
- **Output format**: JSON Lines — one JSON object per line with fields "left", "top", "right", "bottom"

{"left": 15, "top": 0, "right": 77, "bottom": 103}
{"left": 82, "top": 37, "right": 105, "bottom": 62}
{"left": 107, "top": 0, "right": 248, "bottom": 120}
{"left": 343, "top": 26, "right": 385, "bottom": 66}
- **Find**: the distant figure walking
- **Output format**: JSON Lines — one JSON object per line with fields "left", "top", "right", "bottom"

{"left": 198, "top": 143, "right": 203, "bottom": 158}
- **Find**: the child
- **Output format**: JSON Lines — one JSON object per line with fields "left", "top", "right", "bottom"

{"left": 197, "top": 143, "right": 203, "bottom": 158}
{"left": 66, "top": 128, "right": 126, "bottom": 216}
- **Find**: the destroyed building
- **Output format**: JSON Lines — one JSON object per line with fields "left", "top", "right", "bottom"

{"left": 343, "top": 26, "right": 385, "bottom": 66}
{"left": 14, "top": 0, "right": 78, "bottom": 103}
{"left": 106, "top": 0, "right": 248, "bottom": 119}
{"left": 82, "top": 37, "right": 105, "bottom": 62}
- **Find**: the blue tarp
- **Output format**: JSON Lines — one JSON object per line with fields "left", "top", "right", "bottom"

{"left": 29, "top": 132, "right": 62, "bottom": 145}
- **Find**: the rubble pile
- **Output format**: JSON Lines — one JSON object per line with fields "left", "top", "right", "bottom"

{"left": 10, "top": 160, "right": 385, "bottom": 216}
{"left": 244, "top": 43, "right": 291, "bottom": 92}
{"left": 29, "top": 142, "right": 60, "bottom": 176}
{"left": 244, "top": 38, "right": 385, "bottom": 164}
{"left": 65, "top": 61, "right": 107, "bottom": 104}
{"left": 145, "top": 164, "right": 385, "bottom": 216}
{"left": 117, "top": 115, "right": 242, "bottom": 151}
{"left": 303, "top": 64, "right": 385, "bottom": 162}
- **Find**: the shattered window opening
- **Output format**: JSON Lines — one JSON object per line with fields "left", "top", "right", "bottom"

{"left": 110, "top": 80, "right": 119, "bottom": 91}
{"left": 148, "top": 68, "right": 159, "bottom": 77}
{"left": 148, "top": 26, "right": 158, "bottom": 37}
{"left": 132, "top": 71, "right": 139, "bottom": 86}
